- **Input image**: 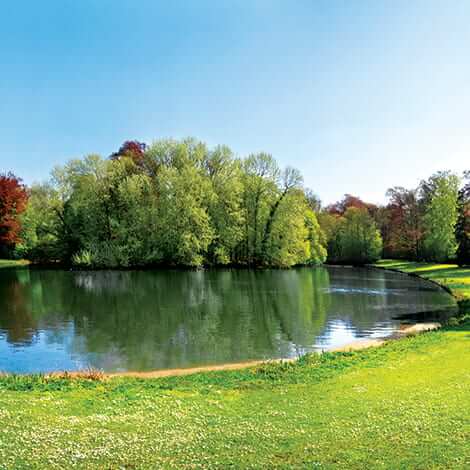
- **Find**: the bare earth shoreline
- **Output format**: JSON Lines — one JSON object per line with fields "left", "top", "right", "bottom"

{"left": 42, "top": 321, "right": 440, "bottom": 380}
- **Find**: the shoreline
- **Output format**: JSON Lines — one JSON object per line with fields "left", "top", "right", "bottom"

{"left": 2, "top": 262, "right": 460, "bottom": 379}
{"left": 371, "top": 263, "right": 455, "bottom": 296}
{"left": 52, "top": 265, "right": 457, "bottom": 379}
{"left": 110, "top": 321, "right": 441, "bottom": 378}
{"left": 41, "top": 321, "right": 441, "bottom": 380}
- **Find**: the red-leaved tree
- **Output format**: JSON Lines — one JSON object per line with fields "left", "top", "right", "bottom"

{"left": 110, "top": 140, "right": 147, "bottom": 165}
{"left": 326, "top": 194, "right": 377, "bottom": 216}
{"left": 0, "top": 173, "right": 28, "bottom": 249}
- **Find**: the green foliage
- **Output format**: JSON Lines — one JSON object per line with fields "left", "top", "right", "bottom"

{"left": 18, "top": 183, "right": 68, "bottom": 262}
{"left": 325, "top": 208, "right": 382, "bottom": 265}
{"left": 422, "top": 171, "right": 460, "bottom": 262}
{"left": 18, "top": 139, "right": 327, "bottom": 268}
{"left": 203, "top": 145, "right": 244, "bottom": 265}
{"left": 305, "top": 208, "right": 328, "bottom": 264}
{"left": 155, "top": 164, "right": 214, "bottom": 266}
{"left": 71, "top": 249, "right": 93, "bottom": 267}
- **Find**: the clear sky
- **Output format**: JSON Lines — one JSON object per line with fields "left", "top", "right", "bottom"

{"left": 1, "top": 0, "right": 469, "bottom": 204}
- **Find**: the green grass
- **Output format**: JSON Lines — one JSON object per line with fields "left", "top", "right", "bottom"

{"left": 1, "top": 260, "right": 469, "bottom": 468}
{"left": 374, "top": 259, "right": 470, "bottom": 302}
{"left": 0, "top": 259, "right": 30, "bottom": 269}
{"left": 0, "top": 323, "right": 469, "bottom": 468}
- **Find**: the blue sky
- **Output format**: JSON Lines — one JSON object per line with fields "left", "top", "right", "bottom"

{"left": 1, "top": 1, "right": 469, "bottom": 204}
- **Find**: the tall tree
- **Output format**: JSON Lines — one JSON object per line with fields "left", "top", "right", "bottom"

{"left": 326, "top": 194, "right": 376, "bottom": 216}
{"left": 241, "top": 153, "right": 279, "bottom": 264}
{"left": 304, "top": 189, "right": 322, "bottom": 212}
{"left": 0, "top": 173, "right": 28, "bottom": 255}
{"left": 202, "top": 145, "right": 244, "bottom": 264}
{"left": 19, "top": 182, "right": 65, "bottom": 262}
{"left": 383, "top": 187, "right": 423, "bottom": 259}
{"left": 260, "top": 166, "right": 303, "bottom": 262}
{"left": 110, "top": 140, "right": 147, "bottom": 166}
{"left": 17, "top": 138, "right": 329, "bottom": 268}
{"left": 421, "top": 171, "right": 460, "bottom": 262}
{"left": 326, "top": 207, "right": 383, "bottom": 265}
{"left": 456, "top": 170, "right": 470, "bottom": 266}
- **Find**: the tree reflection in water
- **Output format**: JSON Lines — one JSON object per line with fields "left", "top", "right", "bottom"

{"left": 0, "top": 267, "right": 456, "bottom": 373}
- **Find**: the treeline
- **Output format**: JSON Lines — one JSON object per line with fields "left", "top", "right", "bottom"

{"left": 319, "top": 170, "right": 469, "bottom": 266}
{"left": 0, "top": 138, "right": 469, "bottom": 267}
{"left": 3, "top": 139, "right": 327, "bottom": 268}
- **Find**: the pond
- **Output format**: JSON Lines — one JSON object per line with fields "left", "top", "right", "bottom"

{"left": 0, "top": 266, "right": 456, "bottom": 373}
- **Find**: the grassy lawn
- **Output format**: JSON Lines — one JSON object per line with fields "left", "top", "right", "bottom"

{"left": 374, "top": 259, "right": 470, "bottom": 302}
{"left": 0, "top": 260, "right": 469, "bottom": 468}
{"left": 0, "top": 324, "right": 468, "bottom": 468}
{"left": 0, "top": 259, "right": 30, "bottom": 269}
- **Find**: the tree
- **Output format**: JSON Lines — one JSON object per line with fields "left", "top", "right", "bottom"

{"left": 19, "top": 183, "right": 63, "bottom": 261}
{"left": 304, "top": 189, "right": 322, "bottom": 212}
{"left": 327, "top": 207, "right": 383, "bottom": 265}
{"left": 155, "top": 164, "right": 214, "bottom": 266}
{"left": 422, "top": 171, "right": 460, "bottom": 262}
{"left": 260, "top": 189, "right": 327, "bottom": 267}
{"left": 0, "top": 173, "right": 28, "bottom": 256}
{"left": 17, "top": 138, "right": 328, "bottom": 268}
{"left": 202, "top": 145, "right": 244, "bottom": 265}
{"left": 260, "top": 166, "right": 303, "bottom": 261}
{"left": 241, "top": 153, "right": 279, "bottom": 264}
{"left": 383, "top": 187, "right": 423, "bottom": 259}
{"left": 110, "top": 140, "right": 147, "bottom": 166}
{"left": 456, "top": 170, "right": 470, "bottom": 266}
{"left": 326, "top": 194, "right": 376, "bottom": 216}
{"left": 304, "top": 208, "right": 328, "bottom": 264}
{"left": 142, "top": 139, "right": 215, "bottom": 266}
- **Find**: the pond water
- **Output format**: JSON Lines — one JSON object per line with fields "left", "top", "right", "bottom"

{"left": 0, "top": 266, "right": 456, "bottom": 373}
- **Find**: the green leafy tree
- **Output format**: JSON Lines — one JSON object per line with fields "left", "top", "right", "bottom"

{"left": 260, "top": 167, "right": 303, "bottom": 261}
{"left": 154, "top": 163, "right": 214, "bottom": 267}
{"left": 327, "top": 208, "right": 382, "bottom": 265}
{"left": 305, "top": 208, "right": 328, "bottom": 265}
{"left": 202, "top": 146, "right": 244, "bottom": 265}
{"left": 422, "top": 171, "right": 460, "bottom": 262}
{"left": 19, "top": 182, "right": 67, "bottom": 262}
{"left": 17, "top": 138, "right": 330, "bottom": 268}
{"left": 241, "top": 153, "right": 279, "bottom": 264}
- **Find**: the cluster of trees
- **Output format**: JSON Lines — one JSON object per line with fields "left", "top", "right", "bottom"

{"left": 318, "top": 197, "right": 383, "bottom": 265}
{"left": 319, "top": 171, "right": 469, "bottom": 265}
{"left": 4, "top": 139, "right": 327, "bottom": 268}
{"left": 1, "top": 138, "right": 469, "bottom": 267}
{"left": 379, "top": 171, "right": 469, "bottom": 265}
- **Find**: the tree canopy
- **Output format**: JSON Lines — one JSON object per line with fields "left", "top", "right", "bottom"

{"left": 3, "top": 138, "right": 468, "bottom": 268}
{"left": 0, "top": 173, "right": 28, "bottom": 256}
{"left": 17, "top": 139, "right": 327, "bottom": 268}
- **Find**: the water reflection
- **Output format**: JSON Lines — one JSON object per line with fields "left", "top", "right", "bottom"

{"left": 0, "top": 267, "right": 456, "bottom": 373}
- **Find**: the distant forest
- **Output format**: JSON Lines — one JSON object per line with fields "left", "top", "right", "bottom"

{"left": 1, "top": 138, "right": 469, "bottom": 268}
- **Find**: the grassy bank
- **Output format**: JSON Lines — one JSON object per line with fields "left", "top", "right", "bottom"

{"left": 0, "top": 259, "right": 29, "bottom": 269}
{"left": 374, "top": 260, "right": 470, "bottom": 307}
{"left": 0, "top": 260, "right": 469, "bottom": 468}
{"left": 0, "top": 328, "right": 469, "bottom": 467}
